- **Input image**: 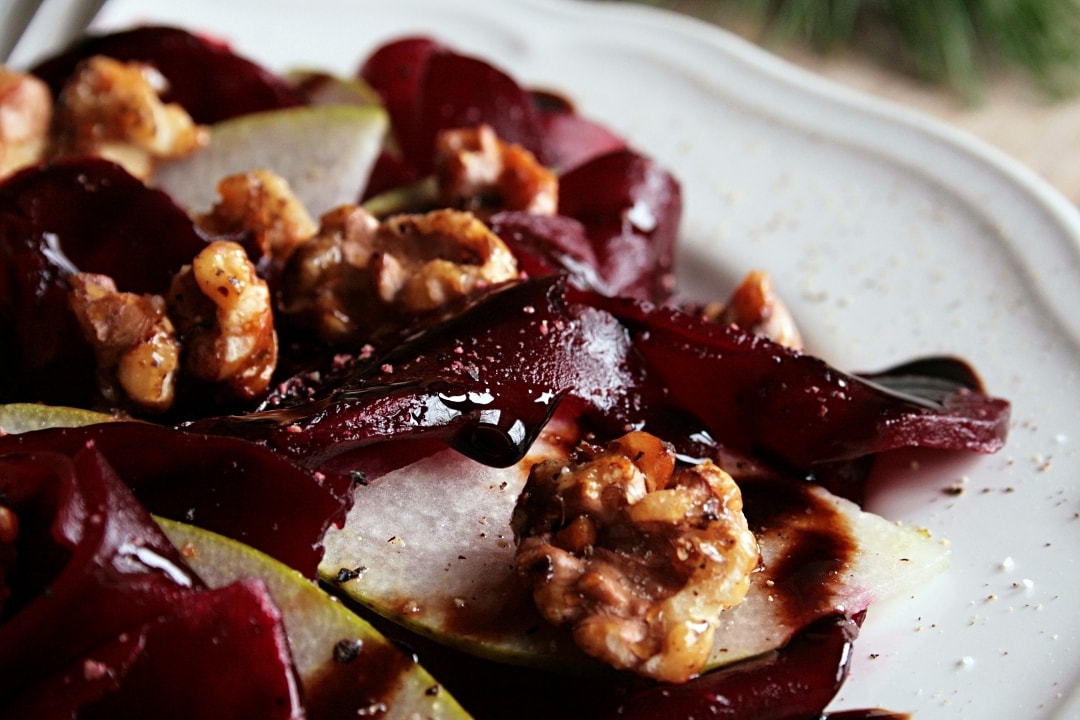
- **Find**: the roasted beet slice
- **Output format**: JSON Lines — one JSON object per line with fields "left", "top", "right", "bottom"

{"left": 592, "top": 291, "right": 1011, "bottom": 468}
{"left": 0, "top": 445, "right": 302, "bottom": 718}
{"left": 487, "top": 211, "right": 601, "bottom": 285}
{"left": 0, "top": 422, "right": 349, "bottom": 576}
{"left": 358, "top": 36, "right": 443, "bottom": 146}
{"left": 360, "top": 38, "right": 546, "bottom": 176}
{"left": 191, "top": 276, "right": 638, "bottom": 474}
{"left": 603, "top": 615, "right": 861, "bottom": 720}
{"left": 191, "top": 276, "right": 1008, "bottom": 497}
{"left": 4, "top": 579, "right": 303, "bottom": 720}
{"left": 532, "top": 90, "right": 627, "bottom": 172}
{"left": 0, "top": 158, "right": 208, "bottom": 406}
{"left": 489, "top": 147, "right": 683, "bottom": 304}
{"left": 558, "top": 150, "right": 682, "bottom": 303}
{"left": 338, "top": 604, "right": 860, "bottom": 720}
{"left": 31, "top": 25, "right": 303, "bottom": 123}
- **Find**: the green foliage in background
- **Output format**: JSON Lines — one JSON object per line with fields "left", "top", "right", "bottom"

{"left": 633, "top": 0, "right": 1080, "bottom": 103}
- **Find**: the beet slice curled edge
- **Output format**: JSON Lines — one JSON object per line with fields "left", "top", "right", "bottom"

{"left": 191, "top": 275, "right": 1009, "bottom": 495}
{"left": 0, "top": 422, "right": 351, "bottom": 577}
{"left": 0, "top": 158, "right": 210, "bottom": 408}
{"left": 0, "top": 445, "right": 303, "bottom": 719}
{"left": 589, "top": 290, "right": 1011, "bottom": 468}
{"left": 31, "top": 25, "right": 303, "bottom": 124}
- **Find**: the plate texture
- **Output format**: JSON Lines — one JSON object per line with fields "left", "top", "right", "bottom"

{"left": 67, "top": 0, "right": 1080, "bottom": 716}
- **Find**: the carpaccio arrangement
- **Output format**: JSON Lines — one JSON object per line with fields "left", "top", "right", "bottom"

{"left": 0, "top": 25, "right": 1010, "bottom": 720}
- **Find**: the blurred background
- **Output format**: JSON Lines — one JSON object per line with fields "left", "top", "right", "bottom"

{"left": 617, "top": 0, "right": 1080, "bottom": 205}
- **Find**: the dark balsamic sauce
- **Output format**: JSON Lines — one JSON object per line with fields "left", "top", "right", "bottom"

{"left": 303, "top": 635, "right": 417, "bottom": 720}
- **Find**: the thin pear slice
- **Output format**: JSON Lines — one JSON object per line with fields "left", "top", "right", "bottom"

{"left": 157, "top": 517, "right": 471, "bottom": 720}
{"left": 318, "top": 428, "right": 948, "bottom": 675}
{"left": 0, "top": 403, "right": 117, "bottom": 434}
{"left": 287, "top": 69, "right": 383, "bottom": 108}
{"left": 153, "top": 104, "right": 388, "bottom": 217}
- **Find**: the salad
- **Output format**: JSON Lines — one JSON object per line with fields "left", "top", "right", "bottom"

{"left": 0, "top": 21, "right": 1010, "bottom": 720}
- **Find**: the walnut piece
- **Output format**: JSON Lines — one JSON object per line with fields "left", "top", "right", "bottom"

{"left": 279, "top": 207, "right": 518, "bottom": 345}
{"left": 197, "top": 170, "right": 318, "bottom": 268}
{"left": 53, "top": 56, "right": 207, "bottom": 180}
{"left": 0, "top": 68, "right": 52, "bottom": 179}
{"left": 512, "top": 431, "right": 760, "bottom": 683}
{"left": 704, "top": 269, "right": 803, "bottom": 349}
{"left": 68, "top": 273, "right": 180, "bottom": 413}
{"left": 167, "top": 240, "right": 277, "bottom": 399}
{"left": 434, "top": 124, "right": 557, "bottom": 217}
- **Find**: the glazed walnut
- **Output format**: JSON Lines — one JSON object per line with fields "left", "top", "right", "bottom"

{"left": 703, "top": 269, "right": 803, "bottom": 350}
{"left": 279, "top": 207, "right": 518, "bottom": 344}
{"left": 167, "top": 240, "right": 277, "bottom": 399}
{"left": 197, "top": 170, "right": 318, "bottom": 268}
{"left": 434, "top": 124, "right": 557, "bottom": 217}
{"left": 512, "top": 431, "right": 759, "bottom": 683}
{"left": 52, "top": 56, "right": 207, "bottom": 180}
{"left": 68, "top": 273, "right": 180, "bottom": 413}
{"left": 0, "top": 68, "right": 52, "bottom": 179}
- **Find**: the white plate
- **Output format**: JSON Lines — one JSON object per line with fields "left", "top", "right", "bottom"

{"left": 51, "top": 0, "right": 1080, "bottom": 716}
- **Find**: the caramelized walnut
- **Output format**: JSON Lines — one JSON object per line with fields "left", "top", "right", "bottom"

{"left": 197, "top": 170, "right": 318, "bottom": 268}
{"left": 277, "top": 204, "right": 381, "bottom": 344}
{"left": 68, "top": 273, "right": 180, "bottom": 413}
{"left": 52, "top": 56, "right": 207, "bottom": 180}
{"left": 512, "top": 431, "right": 759, "bottom": 683}
{"left": 0, "top": 68, "right": 51, "bottom": 178}
{"left": 434, "top": 124, "right": 557, "bottom": 217}
{"left": 167, "top": 240, "right": 277, "bottom": 399}
{"left": 704, "top": 269, "right": 803, "bottom": 349}
{"left": 279, "top": 207, "right": 518, "bottom": 344}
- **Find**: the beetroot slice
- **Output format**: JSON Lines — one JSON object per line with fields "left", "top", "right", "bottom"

{"left": 532, "top": 90, "right": 628, "bottom": 172}
{"left": 557, "top": 149, "right": 682, "bottom": 302}
{"left": 592, "top": 291, "right": 1011, "bottom": 468}
{"left": 360, "top": 38, "right": 546, "bottom": 175}
{"left": 191, "top": 276, "right": 638, "bottom": 474}
{"left": 31, "top": 25, "right": 303, "bottom": 124}
{"left": 604, "top": 615, "right": 861, "bottom": 720}
{"left": 192, "top": 275, "right": 1009, "bottom": 499}
{"left": 0, "top": 445, "right": 303, "bottom": 718}
{"left": 0, "top": 158, "right": 208, "bottom": 407}
{"left": 4, "top": 580, "right": 302, "bottom": 720}
{"left": 0, "top": 422, "right": 349, "bottom": 576}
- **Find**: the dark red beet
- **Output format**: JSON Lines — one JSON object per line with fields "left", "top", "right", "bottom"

{"left": 189, "top": 276, "right": 1009, "bottom": 498}
{"left": 0, "top": 158, "right": 208, "bottom": 406}
{"left": 605, "top": 615, "right": 860, "bottom": 720}
{"left": 190, "top": 276, "right": 638, "bottom": 475}
{"left": 487, "top": 210, "right": 601, "bottom": 284}
{"left": 592, "top": 291, "right": 1011, "bottom": 468}
{"left": 360, "top": 39, "right": 547, "bottom": 175}
{"left": 31, "top": 25, "right": 303, "bottom": 124}
{"left": 0, "top": 422, "right": 350, "bottom": 576}
{"left": 558, "top": 150, "right": 682, "bottom": 302}
{"left": 358, "top": 36, "right": 443, "bottom": 147}
{"left": 532, "top": 90, "right": 628, "bottom": 172}
{"left": 0, "top": 446, "right": 303, "bottom": 718}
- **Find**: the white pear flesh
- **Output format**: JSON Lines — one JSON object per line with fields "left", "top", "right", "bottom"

{"left": 158, "top": 517, "right": 470, "bottom": 720}
{"left": 153, "top": 104, "right": 388, "bottom": 217}
{"left": 319, "top": 427, "right": 948, "bottom": 674}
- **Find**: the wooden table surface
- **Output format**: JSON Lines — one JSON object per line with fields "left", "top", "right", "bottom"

{"left": 642, "top": 2, "right": 1080, "bottom": 207}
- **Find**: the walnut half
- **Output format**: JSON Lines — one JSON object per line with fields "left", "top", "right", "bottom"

{"left": 512, "top": 431, "right": 760, "bottom": 683}
{"left": 68, "top": 273, "right": 180, "bottom": 413}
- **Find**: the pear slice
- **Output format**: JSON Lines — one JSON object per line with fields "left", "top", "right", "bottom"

{"left": 157, "top": 517, "right": 471, "bottom": 720}
{"left": 153, "top": 104, "right": 388, "bottom": 217}
{"left": 287, "top": 69, "right": 383, "bottom": 108}
{"left": 0, "top": 403, "right": 117, "bottom": 434}
{"left": 318, "top": 427, "right": 948, "bottom": 675}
